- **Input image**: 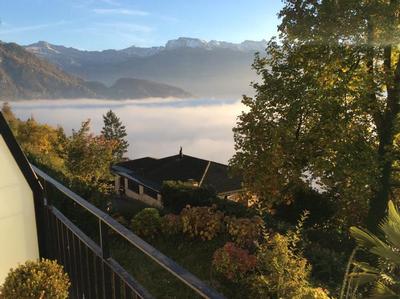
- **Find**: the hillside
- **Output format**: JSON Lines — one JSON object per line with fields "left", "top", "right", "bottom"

{"left": 0, "top": 42, "right": 95, "bottom": 100}
{"left": 87, "top": 78, "right": 192, "bottom": 99}
{"left": 0, "top": 42, "right": 192, "bottom": 100}
{"left": 26, "top": 38, "right": 267, "bottom": 97}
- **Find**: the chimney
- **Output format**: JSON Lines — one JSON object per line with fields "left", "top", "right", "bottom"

{"left": 179, "top": 146, "right": 183, "bottom": 158}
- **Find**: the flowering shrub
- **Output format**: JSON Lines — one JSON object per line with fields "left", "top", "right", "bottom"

{"left": 131, "top": 208, "right": 161, "bottom": 238}
{"left": 160, "top": 214, "right": 182, "bottom": 235}
{"left": 226, "top": 216, "right": 264, "bottom": 247}
{"left": 180, "top": 205, "right": 224, "bottom": 240}
{"left": 0, "top": 259, "right": 70, "bottom": 299}
{"left": 212, "top": 242, "right": 257, "bottom": 282}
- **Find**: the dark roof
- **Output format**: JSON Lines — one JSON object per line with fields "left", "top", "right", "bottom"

{"left": 112, "top": 154, "right": 242, "bottom": 194}
{"left": 0, "top": 111, "right": 43, "bottom": 195}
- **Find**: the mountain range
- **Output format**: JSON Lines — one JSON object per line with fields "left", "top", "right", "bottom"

{"left": 0, "top": 42, "right": 191, "bottom": 100}
{"left": 25, "top": 37, "right": 267, "bottom": 97}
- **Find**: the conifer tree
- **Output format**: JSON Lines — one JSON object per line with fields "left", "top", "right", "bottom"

{"left": 101, "top": 110, "right": 129, "bottom": 161}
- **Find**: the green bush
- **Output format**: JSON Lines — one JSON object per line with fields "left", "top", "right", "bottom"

{"left": 131, "top": 208, "right": 161, "bottom": 238}
{"left": 161, "top": 181, "right": 215, "bottom": 213}
{"left": 0, "top": 259, "right": 70, "bottom": 299}
{"left": 305, "top": 244, "right": 346, "bottom": 288}
{"left": 180, "top": 205, "right": 224, "bottom": 241}
{"left": 160, "top": 214, "right": 182, "bottom": 235}
{"left": 211, "top": 197, "right": 256, "bottom": 218}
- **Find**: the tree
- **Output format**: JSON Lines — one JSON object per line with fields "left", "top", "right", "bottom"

{"left": 231, "top": 0, "right": 400, "bottom": 230}
{"left": 101, "top": 110, "right": 129, "bottom": 161}
{"left": 1, "top": 102, "right": 18, "bottom": 134}
{"left": 65, "top": 119, "right": 116, "bottom": 190}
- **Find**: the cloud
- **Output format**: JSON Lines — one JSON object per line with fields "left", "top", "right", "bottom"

{"left": 6, "top": 98, "right": 243, "bottom": 163}
{"left": 94, "top": 22, "right": 153, "bottom": 33}
{"left": 0, "top": 21, "right": 68, "bottom": 34}
{"left": 99, "top": 0, "right": 120, "bottom": 6}
{"left": 93, "top": 8, "right": 149, "bottom": 16}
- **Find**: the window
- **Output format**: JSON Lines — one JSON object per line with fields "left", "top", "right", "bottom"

{"left": 143, "top": 186, "right": 158, "bottom": 199}
{"left": 128, "top": 179, "right": 140, "bottom": 193}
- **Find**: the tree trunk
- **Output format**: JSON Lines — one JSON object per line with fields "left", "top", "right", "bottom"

{"left": 367, "top": 126, "right": 393, "bottom": 231}
{"left": 367, "top": 44, "right": 400, "bottom": 231}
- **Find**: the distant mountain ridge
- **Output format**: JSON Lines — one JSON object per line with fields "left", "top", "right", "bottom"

{"left": 0, "top": 42, "right": 191, "bottom": 100}
{"left": 26, "top": 37, "right": 267, "bottom": 58}
{"left": 25, "top": 37, "right": 267, "bottom": 97}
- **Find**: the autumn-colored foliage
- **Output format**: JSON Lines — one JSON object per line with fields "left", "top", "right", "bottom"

{"left": 0, "top": 259, "right": 70, "bottom": 299}
{"left": 212, "top": 242, "right": 257, "bottom": 282}
{"left": 226, "top": 216, "right": 263, "bottom": 248}
{"left": 160, "top": 214, "right": 182, "bottom": 235}
{"left": 180, "top": 205, "right": 224, "bottom": 241}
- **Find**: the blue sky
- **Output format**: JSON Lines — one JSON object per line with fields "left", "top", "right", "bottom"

{"left": 0, "top": 0, "right": 283, "bottom": 50}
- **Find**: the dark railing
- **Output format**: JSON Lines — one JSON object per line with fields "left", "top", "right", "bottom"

{"left": 32, "top": 165, "right": 225, "bottom": 299}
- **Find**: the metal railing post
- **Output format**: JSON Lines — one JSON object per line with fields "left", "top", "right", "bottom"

{"left": 99, "top": 219, "right": 112, "bottom": 299}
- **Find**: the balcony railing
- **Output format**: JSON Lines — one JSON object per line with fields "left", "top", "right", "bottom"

{"left": 32, "top": 165, "right": 224, "bottom": 299}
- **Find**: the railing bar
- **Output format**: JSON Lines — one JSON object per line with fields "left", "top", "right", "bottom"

{"left": 52, "top": 208, "right": 102, "bottom": 256}
{"left": 125, "top": 286, "right": 134, "bottom": 299}
{"left": 82, "top": 243, "right": 96, "bottom": 298}
{"left": 108, "top": 258, "right": 153, "bottom": 299}
{"left": 95, "top": 256, "right": 104, "bottom": 299}
{"left": 90, "top": 249, "right": 98, "bottom": 299}
{"left": 66, "top": 228, "right": 77, "bottom": 298}
{"left": 113, "top": 272, "right": 122, "bottom": 299}
{"left": 78, "top": 239, "right": 87, "bottom": 299}
{"left": 59, "top": 218, "right": 67, "bottom": 272}
{"left": 72, "top": 232, "right": 80, "bottom": 298}
{"left": 62, "top": 222, "right": 74, "bottom": 298}
{"left": 103, "top": 261, "right": 112, "bottom": 299}
{"left": 51, "top": 207, "right": 150, "bottom": 298}
{"left": 75, "top": 237, "right": 84, "bottom": 298}
{"left": 33, "top": 165, "right": 225, "bottom": 299}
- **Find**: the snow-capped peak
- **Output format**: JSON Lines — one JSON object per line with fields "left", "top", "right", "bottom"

{"left": 164, "top": 37, "right": 267, "bottom": 52}
{"left": 165, "top": 37, "right": 208, "bottom": 50}
{"left": 26, "top": 41, "right": 60, "bottom": 55}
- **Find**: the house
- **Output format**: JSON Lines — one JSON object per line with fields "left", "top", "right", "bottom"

{"left": 0, "top": 112, "right": 43, "bottom": 284}
{"left": 0, "top": 113, "right": 224, "bottom": 298}
{"left": 111, "top": 149, "right": 243, "bottom": 208}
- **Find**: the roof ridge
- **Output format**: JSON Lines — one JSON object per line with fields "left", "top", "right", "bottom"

{"left": 199, "top": 161, "right": 211, "bottom": 187}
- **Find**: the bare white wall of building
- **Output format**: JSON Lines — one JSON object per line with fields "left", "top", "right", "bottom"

{"left": 123, "top": 179, "right": 163, "bottom": 208}
{"left": 0, "top": 135, "right": 39, "bottom": 284}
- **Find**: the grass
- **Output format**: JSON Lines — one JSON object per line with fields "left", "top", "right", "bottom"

{"left": 110, "top": 233, "right": 247, "bottom": 299}
{"left": 108, "top": 197, "right": 249, "bottom": 298}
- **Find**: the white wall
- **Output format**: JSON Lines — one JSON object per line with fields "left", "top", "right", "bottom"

{"left": 0, "top": 135, "right": 39, "bottom": 284}
{"left": 122, "top": 177, "right": 163, "bottom": 208}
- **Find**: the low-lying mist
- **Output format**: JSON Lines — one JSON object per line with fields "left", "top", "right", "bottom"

{"left": 6, "top": 98, "right": 244, "bottom": 164}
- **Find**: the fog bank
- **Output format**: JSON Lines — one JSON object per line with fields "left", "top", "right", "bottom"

{"left": 5, "top": 98, "right": 244, "bottom": 164}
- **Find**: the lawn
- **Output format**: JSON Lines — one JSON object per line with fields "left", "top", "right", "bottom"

{"left": 108, "top": 197, "right": 248, "bottom": 298}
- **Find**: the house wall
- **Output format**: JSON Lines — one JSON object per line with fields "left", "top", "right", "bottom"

{"left": 115, "top": 176, "right": 120, "bottom": 193}
{"left": 116, "top": 175, "right": 163, "bottom": 208}
{"left": 0, "top": 135, "right": 39, "bottom": 284}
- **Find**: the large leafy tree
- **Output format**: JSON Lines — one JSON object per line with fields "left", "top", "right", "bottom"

{"left": 65, "top": 119, "right": 116, "bottom": 189}
{"left": 101, "top": 110, "right": 129, "bottom": 161}
{"left": 231, "top": 0, "right": 400, "bottom": 229}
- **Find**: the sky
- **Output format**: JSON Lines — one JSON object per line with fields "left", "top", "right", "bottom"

{"left": 0, "top": 0, "right": 283, "bottom": 50}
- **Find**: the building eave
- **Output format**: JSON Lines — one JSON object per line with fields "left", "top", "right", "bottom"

{"left": 111, "top": 165, "right": 161, "bottom": 193}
